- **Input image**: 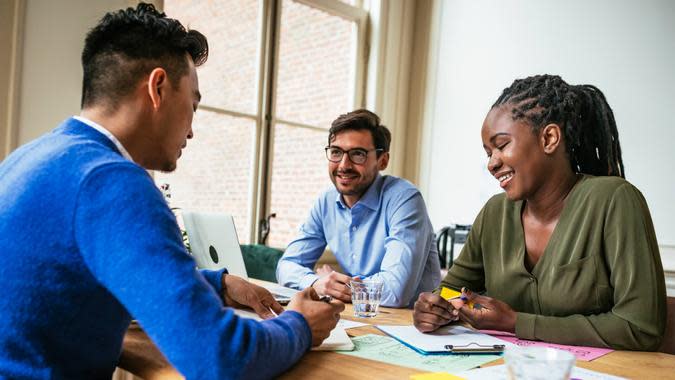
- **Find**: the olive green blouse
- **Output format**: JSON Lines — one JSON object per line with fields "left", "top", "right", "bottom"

{"left": 441, "top": 175, "right": 666, "bottom": 350}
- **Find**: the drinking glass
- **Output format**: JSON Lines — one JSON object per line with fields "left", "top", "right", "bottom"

{"left": 504, "top": 346, "right": 576, "bottom": 380}
{"left": 350, "top": 279, "right": 383, "bottom": 318}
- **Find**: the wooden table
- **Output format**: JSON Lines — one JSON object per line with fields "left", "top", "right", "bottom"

{"left": 119, "top": 289, "right": 675, "bottom": 379}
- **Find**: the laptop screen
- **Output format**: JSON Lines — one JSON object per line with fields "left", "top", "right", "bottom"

{"left": 181, "top": 211, "right": 298, "bottom": 304}
{"left": 182, "top": 211, "right": 249, "bottom": 278}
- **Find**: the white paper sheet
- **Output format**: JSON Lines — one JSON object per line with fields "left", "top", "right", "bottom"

{"left": 310, "top": 325, "right": 355, "bottom": 351}
{"left": 233, "top": 309, "right": 264, "bottom": 321}
{"left": 233, "top": 309, "right": 354, "bottom": 351}
{"left": 338, "top": 319, "right": 369, "bottom": 329}
{"left": 457, "top": 364, "right": 627, "bottom": 380}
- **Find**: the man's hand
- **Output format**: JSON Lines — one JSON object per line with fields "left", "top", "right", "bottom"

{"left": 311, "top": 265, "right": 358, "bottom": 303}
{"left": 413, "top": 292, "right": 462, "bottom": 333}
{"left": 456, "top": 289, "right": 517, "bottom": 333}
{"left": 315, "top": 264, "right": 333, "bottom": 276}
{"left": 220, "top": 274, "right": 284, "bottom": 319}
{"left": 287, "top": 287, "right": 345, "bottom": 346}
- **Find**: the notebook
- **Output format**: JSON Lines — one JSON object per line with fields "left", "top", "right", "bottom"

{"left": 182, "top": 211, "right": 297, "bottom": 303}
{"left": 234, "top": 309, "right": 354, "bottom": 351}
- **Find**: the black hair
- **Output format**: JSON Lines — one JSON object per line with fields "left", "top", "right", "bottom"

{"left": 328, "top": 109, "right": 391, "bottom": 154}
{"left": 80, "top": 2, "right": 208, "bottom": 109}
{"left": 492, "top": 74, "right": 624, "bottom": 178}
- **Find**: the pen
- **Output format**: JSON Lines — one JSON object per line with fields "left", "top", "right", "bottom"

{"left": 440, "top": 286, "right": 475, "bottom": 309}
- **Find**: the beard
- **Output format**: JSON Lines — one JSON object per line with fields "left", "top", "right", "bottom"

{"left": 331, "top": 169, "right": 372, "bottom": 197}
{"left": 159, "top": 149, "right": 182, "bottom": 172}
{"left": 156, "top": 157, "right": 178, "bottom": 173}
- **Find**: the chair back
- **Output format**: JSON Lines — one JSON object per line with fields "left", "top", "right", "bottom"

{"left": 659, "top": 296, "right": 675, "bottom": 354}
{"left": 436, "top": 224, "right": 471, "bottom": 269}
{"left": 240, "top": 244, "right": 284, "bottom": 283}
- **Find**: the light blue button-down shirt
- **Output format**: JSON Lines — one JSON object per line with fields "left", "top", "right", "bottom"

{"left": 276, "top": 174, "right": 441, "bottom": 307}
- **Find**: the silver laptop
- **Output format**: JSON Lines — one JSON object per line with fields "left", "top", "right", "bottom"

{"left": 182, "top": 211, "right": 297, "bottom": 303}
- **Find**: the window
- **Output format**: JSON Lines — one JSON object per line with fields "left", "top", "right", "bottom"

{"left": 158, "top": 0, "right": 367, "bottom": 247}
{"left": 155, "top": 0, "right": 261, "bottom": 243}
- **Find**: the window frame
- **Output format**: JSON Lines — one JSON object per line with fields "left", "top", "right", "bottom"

{"left": 168, "top": 0, "right": 368, "bottom": 244}
{"left": 250, "top": 0, "right": 368, "bottom": 245}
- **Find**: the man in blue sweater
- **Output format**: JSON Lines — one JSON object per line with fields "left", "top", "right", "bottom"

{"left": 0, "top": 3, "right": 343, "bottom": 379}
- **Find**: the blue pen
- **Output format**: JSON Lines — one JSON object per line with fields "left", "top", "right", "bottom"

{"left": 460, "top": 287, "right": 478, "bottom": 309}
{"left": 460, "top": 287, "right": 470, "bottom": 302}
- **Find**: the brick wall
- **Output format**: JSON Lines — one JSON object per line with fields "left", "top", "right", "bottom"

{"left": 268, "top": 0, "right": 352, "bottom": 247}
{"left": 166, "top": 0, "right": 259, "bottom": 114}
{"left": 267, "top": 124, "right": 333, "bottom": 248}
{"left": 275, "top": 0, "right": 353, "bottom": 128}
{"left": 154, "top": 110, "right": 254, "bottom": 243}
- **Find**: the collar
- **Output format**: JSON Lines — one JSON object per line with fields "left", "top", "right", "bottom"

{"left": 334, "top": 174, "right": 383, "bottom": 211}
{"left": 73, "top": 115, "right": 134, "bottom": 162}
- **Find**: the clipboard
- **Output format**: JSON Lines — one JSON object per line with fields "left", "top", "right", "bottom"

{"left": 444, "top": 342, "right": 505, "bottom": 354}
{"left": 377, "top": 325, "right": 511, "bottom": 355}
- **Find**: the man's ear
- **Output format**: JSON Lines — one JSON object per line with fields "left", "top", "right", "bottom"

{"left": 147, "top": 68, "right": 168, "bottom": 110}
{"left": 541, "top": 123, "right": 563, "bottom": 154}
{"left": 377, "top": 151, "right": 389, "bottom": 171}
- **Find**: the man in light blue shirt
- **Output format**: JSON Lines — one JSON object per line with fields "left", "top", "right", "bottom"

{"left": 276, "top": 109, "right": 441, "bottom": 308}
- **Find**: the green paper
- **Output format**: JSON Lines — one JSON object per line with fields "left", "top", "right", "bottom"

{"left": 338, "top": 334, "right": 500, "bottom": 373}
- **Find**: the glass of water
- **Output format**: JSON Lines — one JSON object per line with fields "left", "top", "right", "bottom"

{"left": 504, "top": 347, "right": 576, "bottom": 380}
{"left": 350, "top": 279, "right": 384, "bottom": 318}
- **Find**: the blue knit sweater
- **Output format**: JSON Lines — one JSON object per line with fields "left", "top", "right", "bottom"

{"left": 0, "top": 118, "right": 311, "bottom": 379}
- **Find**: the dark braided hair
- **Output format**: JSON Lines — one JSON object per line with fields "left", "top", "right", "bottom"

{"left": 492, "top": 74, "right": 624, "bottom": 178}
{"left": 81, "top": 2, "right": 208, "bottom": 109}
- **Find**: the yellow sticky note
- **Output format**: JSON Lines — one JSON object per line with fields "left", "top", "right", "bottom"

{"left": 440, "top": 287, "right": 462, "bottom": 300}
{"left": 440, "top": 287, "right": 474, "bottom": 309}
{"left": 410, "top": 372, "right": 466, "bottom": 380}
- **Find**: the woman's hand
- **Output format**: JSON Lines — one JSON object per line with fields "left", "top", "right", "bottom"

{"left": 413, "top": 292, "right": 461, "bottom": 333}
{"left": 457, "top": 288, "right": 517, "bottom": 333}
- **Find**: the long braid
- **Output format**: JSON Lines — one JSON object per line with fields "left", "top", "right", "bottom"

{"left": 492, "top": 75, "right": 624, "bottom": 178}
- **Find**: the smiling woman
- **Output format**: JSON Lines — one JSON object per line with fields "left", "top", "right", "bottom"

{"left": 413, "top": 74, "right": 666, "bottom": 351}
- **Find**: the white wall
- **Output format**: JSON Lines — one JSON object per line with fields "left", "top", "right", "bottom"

{"left": 17, "top": 0, "right": 127, "bottom": 145}
{"left": 422, "top": 0, "right": 675, "bottom": 253}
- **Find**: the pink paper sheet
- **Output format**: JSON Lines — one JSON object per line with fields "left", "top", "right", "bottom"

{"left": 479, "top": 330, "right": 613, "bottom": 361}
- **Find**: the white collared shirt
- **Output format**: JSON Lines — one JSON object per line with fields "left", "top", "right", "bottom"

{"left": 73, "top": 115, "right": 134, "bottom": 162}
